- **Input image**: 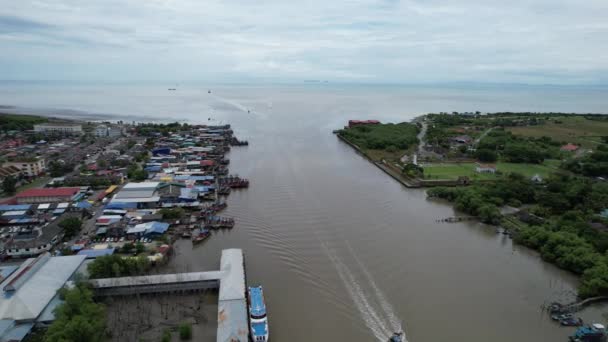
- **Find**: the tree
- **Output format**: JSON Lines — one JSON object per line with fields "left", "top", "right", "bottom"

{"left": 475, "top": 149, "right": 497, "bottom": 162}
{"left": 179, "top": 323, "right": 192, "bottom": 340}
{"left": 45, "top": 283, "right": 105, "bottom": 342}
{"left": 87, "top": 254, "right": 150, "bottom": 278}
{"left": 159, "top": 207, "right": 184, "bottom": 220}
{"left": 58, "top": 217, "right": 82, "bottom": 240}
{"left": 135, "top": 242, "right": 145, "bottom": 254}
{"left": 2, "top": 175, "right": 17, "bottom": 194}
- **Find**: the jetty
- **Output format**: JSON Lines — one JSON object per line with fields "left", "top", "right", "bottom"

{"left": 89, "top": 248, "right": 248, "bottom": 342}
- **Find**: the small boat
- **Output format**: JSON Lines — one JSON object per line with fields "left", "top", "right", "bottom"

{"left": 208, "top": 90, "right": 211, "bottom": 94}
{"left": 191, "top": 228, "right": 210, "bottom": 244}
{"left": 248, "top": 286, "right": 269, "bottom": 342}
{"left": 389, "top": 332, "right": 404, "bottom": 342}
{"left": 181, "top": 231, "right": 192, "bottom": 239}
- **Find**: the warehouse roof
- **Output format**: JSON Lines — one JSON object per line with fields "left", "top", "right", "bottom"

{"left": 15, "top": 188, "right": 80, "bottom": 198}
{"left": 0, "top": 254, "right": 86, "bottom": 321}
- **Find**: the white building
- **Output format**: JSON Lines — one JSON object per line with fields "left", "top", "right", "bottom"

{"left": 3, "top": 158, "right": 45, "bottom": 177}
{"left": 95, "top": 125, "right": 123, "bottom": 138}
{"left": 33, "top": 123, "right": 82, "bottom": 135}
{"left": 94, "top": 125, "right": 108, "bottom": 137}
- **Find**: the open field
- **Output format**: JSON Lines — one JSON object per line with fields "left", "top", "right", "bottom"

{"left": 422, "top": 160, "right": 560, "bottom": 180}
{"left": 509, "top": 116, "right": 608, "bottom": 148}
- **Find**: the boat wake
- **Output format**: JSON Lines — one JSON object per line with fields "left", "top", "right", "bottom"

{"left": 322, "top": 242, "right": 407, "bottom": 342}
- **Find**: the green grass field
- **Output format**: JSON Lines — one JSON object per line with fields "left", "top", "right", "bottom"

{"left": 509, "top": 116, "right": 608, "bottom": 148}
{"left": 422, "top": 161, "right": 560, "bottom": 180}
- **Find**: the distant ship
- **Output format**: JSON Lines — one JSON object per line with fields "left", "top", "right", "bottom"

{"left": 208, "top": 90, "right": 211, "bottom": 94}
{"left": 248, "top": 286, "right": 269, "bottom": 341}
{"left": 168, "top": 88, "right": 176, "bottom": 91}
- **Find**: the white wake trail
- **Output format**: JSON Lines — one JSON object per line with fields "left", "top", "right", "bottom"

{"left": 322, "top": 243, "right": 390, "bottom": 341}
{"left": 346, "top": 242, "right": 407, "bottom": 341}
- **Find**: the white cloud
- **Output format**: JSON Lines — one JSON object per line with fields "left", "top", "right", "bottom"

{"left": 0, "top": 0, "right": 607, "bottom": 84}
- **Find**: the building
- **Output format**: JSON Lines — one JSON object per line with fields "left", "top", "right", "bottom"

{"left": 0, "top": 165, "right": 22, "bottom": 181}
{"left": 475, "top": 163, "right": 497, "bottom": 173}
{"left": 3, "top": 212, "right": 84, "bottom": 258}
{"left": 3, "top": 158, "right": 45, "bottom": 177}
{"left": 348, "top": 120, "right": 380, "bottom": 128}
{"left": 95, "top": 125, "right": 123, "bottom": 138}
{"left": 109, "top": 182, "right": 161, "bottom": 209}
{"left": 15, "top": 187, "right": 80, "bottom": 204}
{"left": 0, "top": 253, "right": 87, "bottom": 341}
{"left": 94, "top": 125, "right": 109, "bottom": 137}
{"left": 561, "top": 143, "right": 579, "bottom": 152}
{"left": 33, "top": 123, "right": 82, "bottom": 135}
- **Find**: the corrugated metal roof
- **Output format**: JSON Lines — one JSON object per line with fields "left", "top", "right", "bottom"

{"left": 219, "top": 249, "right": 245, "bottom": 301}
{"left": 90, "top": 270, "right": 225, "bottom": 288}
{"left": 0, "top": 255, "right": 86, "bottom": 321}
{"left": 122, "top": 182, "right": 160, "bottom": 190}
{"left": 77, "top": 248, "right": 115, "bottom": 259}
{"left": 0, "top": 205, "right": 31, "bottom": 212}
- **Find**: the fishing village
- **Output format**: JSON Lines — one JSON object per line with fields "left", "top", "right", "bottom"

{"left": 0, "top": 115, "right": 267, "bottom": 342}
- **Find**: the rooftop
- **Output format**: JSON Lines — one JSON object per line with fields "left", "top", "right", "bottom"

{"left": 0, "top": 254, "right": 86, "bottom": 321}
{"left": 15, "top": 188, "right": 80, "bottom": 199}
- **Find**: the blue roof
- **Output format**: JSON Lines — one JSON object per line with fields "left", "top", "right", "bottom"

{"left": 195, "top": 186, "right": 213, "bottom": 193}
{"left": 144, "top": 222, "right": 170, "bottom": 235}
{"left": 144, "top": 166, "right": 162, "bottom": 172}
{"left": 75, "top": 201, "right": 93, "bottom": 209}
{"left": 106, "top": 202, "right": 138, "bottom": 209}
{"left": 0, "top": 205, "right": 31, "bottom": 212}
{"left": 251, "top": 322, "right": 267, "bottom": 336}
{"left": 0, "top": 320, "right": 34, "bottom": 342}
{"left": 77, "top": 248, "right": 115, "bottom": 258}
{"left": 248, "top": 286, "right": 266, "bottom": 316}
{"left": 174, "top": 175, "right": 214, "bottom": 181}
{"left": 53, "top": 209, "right": 65, "bottom": 214}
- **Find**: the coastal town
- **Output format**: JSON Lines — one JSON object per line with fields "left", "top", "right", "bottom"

{"left": 337, "top": 112, "right": 608, "bottom": 341}
{"left": 0, "top": 114, "right": 263, "bottom": 342}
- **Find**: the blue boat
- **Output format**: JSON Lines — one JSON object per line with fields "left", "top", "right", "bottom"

{"left": 389, "top": 332, "right": 404, "bottom": 342}
{"left": 569, "top": 323, "right": 606, "bottom": 342}
{"left": 248, "top": 286, "right": 269, "bottom": 342}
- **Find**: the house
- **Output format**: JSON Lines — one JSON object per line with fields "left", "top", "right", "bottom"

{"left": 0, "top": 165, "right": 22, "bottom": 181}
{"left": 15, "top": 187, "right": 80, "bottom": 204}
{"left": 3, "top": 158, "right": 45, "bottom": 177}
{"left": 348, "top": 120, "right": 380, "bottom": 128}
{"left": 561, "top": 143, "right": 579, "bottom": 152}
{"left": 109, "top": 182, "right": 161, "bottom": 209}
{"left": 600, "top": 209, "right": 608, "bottom": 219}
{"left": 33, "top": 123, "right": 82, "bottom": 135}
{"left": 475, "top": 163, "right": 497, "bottom": 173}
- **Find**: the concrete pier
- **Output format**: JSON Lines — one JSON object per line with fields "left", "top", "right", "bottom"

{"left": 89, "top": 248, "right": 248, "bottom": 342}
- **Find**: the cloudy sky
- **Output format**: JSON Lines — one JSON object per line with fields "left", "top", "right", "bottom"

{"left": 1, "top": 0, "right": 607, "bottom": 84}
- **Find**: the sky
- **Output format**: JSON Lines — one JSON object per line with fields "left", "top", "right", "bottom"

{"left": 1, "top": 0, "right": 607, "bottom": 85}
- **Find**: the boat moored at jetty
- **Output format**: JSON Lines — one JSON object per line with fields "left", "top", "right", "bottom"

{"left": 248, "top": 286, "right": 269, "bottom": 342}
{"left": 389, "top": 332, "right": 404, "bottom": 342}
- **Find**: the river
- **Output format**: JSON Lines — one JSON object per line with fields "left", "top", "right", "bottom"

{"left": 3, "top": 82, "right": 608, "bottom": 341}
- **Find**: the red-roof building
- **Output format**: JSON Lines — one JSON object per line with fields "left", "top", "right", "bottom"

{"left": 200, "top": 160, "right": 215, "bottom": 167}
{"left": 348, "top": 120, "right": 381, "bottom": 128}
{"left": 16, "top": 187, "right": 80, "bottom": 204}
{"left": 561, "top": 143, "right": 579, "bottom": 152}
